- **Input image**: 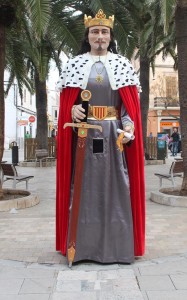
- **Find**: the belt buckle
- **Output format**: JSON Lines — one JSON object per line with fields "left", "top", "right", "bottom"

{"left": 93, "top": 106, "right": 108, "bottom": 120}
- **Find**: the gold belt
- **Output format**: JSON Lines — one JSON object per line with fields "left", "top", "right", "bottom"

{"left": 88, "top": 106, "right": 120, "bottom": 121}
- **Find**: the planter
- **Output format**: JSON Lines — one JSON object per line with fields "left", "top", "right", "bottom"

{"left": 150, "top": 187, "right": 187, "bottom": 207}
{"left": 0, "top": 189, "right": 40, "bottom": 212}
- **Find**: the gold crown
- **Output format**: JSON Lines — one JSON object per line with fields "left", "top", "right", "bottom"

{"left": 84, "top": 9, "right": 114, "bottom": 29}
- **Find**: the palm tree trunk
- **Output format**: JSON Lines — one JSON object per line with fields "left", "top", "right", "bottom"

{"left": 35, "top": 71, "right": 48, "bottom": 150}
{"left": 175, "top": 1, "right": 187, "bottom": 195}
{"left": 140, "top": 55, "right": 150, "bottom": 154}
{"left": 0, "top": 24, "right": 5, "bottom": 199}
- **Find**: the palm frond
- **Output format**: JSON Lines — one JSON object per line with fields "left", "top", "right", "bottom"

{"left": 24, "top": 0, "right": 52, "bottom": 40}
{"left": 89, "top": 0, "right": 115, "bottom": 15}
{"left": 149, "top": 0, "right": 175, "bottom": 34}
{"left": 49, "top": 12, "right": 85, "bottom": 56}
{"left": 5, "top": 29, "right": 34, "bottom": 97}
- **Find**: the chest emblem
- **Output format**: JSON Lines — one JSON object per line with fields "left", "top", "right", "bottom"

{"left": 93, "top": 106, "right": 108, "bottom": 120}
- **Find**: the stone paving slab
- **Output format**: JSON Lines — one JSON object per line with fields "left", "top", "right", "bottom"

{"left": 0, "top": 266, "right": 56, "bottom": 279}
{"left": 170, "top": 274, "right": 187, "bottom": 289}
{"left": 137, "top": 275, "right": 175, "bottom": 290}
{"left": 54, "top": 268, "right": 143, "bottom": 299}
{"left": 99, "top": 291, "right": 144, "bottom": 299}
{"left": 50, "top": 291, "right": 97, "bottom": 300}
{"left": 138, "top": 258, "right": 187, "bottom": 276}
{"left": 57, "top": 270, "right": 97, "bottom": 281}
{"left": 0, "top": 295, "right": 50, "bottom": 300}
{"left": 146, "top": 290, "right": 187, "bottom": 300}
{"left": 0, "top": 278, "right": 24, "bottom": 295}
{"left": 20, "top": 277, "right": 56, "bottom": 294}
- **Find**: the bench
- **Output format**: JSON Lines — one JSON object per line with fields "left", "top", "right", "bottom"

{"left": 154, "top": 160, "right": 183, "bottom": 188}
{"left": 0, "top": 163, "right": 34, "bottom": 190}
{"left": 35, "top": 149, "right": 55, "bottom": 167}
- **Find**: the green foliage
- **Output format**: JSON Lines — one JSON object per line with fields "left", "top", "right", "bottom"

{"left": 4, "top": 0, "right": 178, "bottom": 95}
{"left": 24, "top": 0, "right": 52, "bottom": 40}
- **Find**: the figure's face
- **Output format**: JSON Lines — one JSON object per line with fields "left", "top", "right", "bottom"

{"left": 88, "top": 26, "right": 111, "bottom": 55}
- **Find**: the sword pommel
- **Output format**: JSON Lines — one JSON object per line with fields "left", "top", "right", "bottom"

{"left": 81, "top": 90, "right": 91, "bottom": 101}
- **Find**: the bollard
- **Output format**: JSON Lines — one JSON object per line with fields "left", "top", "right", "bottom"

{"left": 11, "top": 141, "right": 19, "bottom": 165}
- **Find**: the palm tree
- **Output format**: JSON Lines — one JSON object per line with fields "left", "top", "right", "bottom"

{"left": 7, "top": 0, "right": 52, "bottom": 150}
{"left": 133, "top": 0, "right": 178, "bottom": 152}
{"left": 0, "top": 0, "right": 51, "bottom": 199}
{"left": 0, "top": 1, "right": 18, "bottom": 199}
{"left": 141, "top": 0, "right": 187, "bottom": 194}
{"left": 22, "top": 0, "right": 139, "bottom": 149}
{"left": 148, "top": 0, "right": 187, "bottom": 194}
{"left": 6, "top": 1, "right": 85, "bottom": 150}
{"left": 175, "top": 0, "right": 187, "bottom": 195}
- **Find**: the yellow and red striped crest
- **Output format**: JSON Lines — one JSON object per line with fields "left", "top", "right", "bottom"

{"left": 93, "top": 106, "right": 108, "bottom": 120}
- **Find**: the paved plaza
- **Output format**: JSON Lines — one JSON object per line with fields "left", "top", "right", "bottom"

{"left": 0, "top": 150, "right": 187, "bottom": 299}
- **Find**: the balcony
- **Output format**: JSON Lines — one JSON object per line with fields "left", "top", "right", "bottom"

{"left": 154, "top": 97, "right": 179, "bottom": 108}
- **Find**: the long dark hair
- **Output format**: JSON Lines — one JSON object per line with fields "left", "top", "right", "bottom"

{"left": 77, "top": 28, "right": 118, "bottom": 55}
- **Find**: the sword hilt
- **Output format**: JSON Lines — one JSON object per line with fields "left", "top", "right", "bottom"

{"left": 64, "top": 122, "right": 102, "bottom": 138}
{"left": 63, "top": 122, "right": 102, "bottom": 132}
{"left": 64, "top": 90, "right": 103, "bottom": 134}
{"left": 81, "top": 90, "right": 91, "bottom": 123}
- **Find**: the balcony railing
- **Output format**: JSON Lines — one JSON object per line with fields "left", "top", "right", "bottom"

{"left": 154, "top": 97, "right": 179, "bottom": 107}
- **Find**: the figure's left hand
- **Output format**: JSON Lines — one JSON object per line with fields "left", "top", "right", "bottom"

{"left": 122, "top": 125, "right": 134, "bottom": 144}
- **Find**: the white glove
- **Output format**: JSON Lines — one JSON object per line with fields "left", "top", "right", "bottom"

{"left": 72, "top": 104, "right": 86, "bottom": 122}
{"left": 117, "top": 126, "right": 135, "bottom": 144}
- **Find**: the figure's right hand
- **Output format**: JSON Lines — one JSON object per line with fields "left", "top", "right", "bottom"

{"left": 72, "top": 104, "right": 86, "bottom": 122}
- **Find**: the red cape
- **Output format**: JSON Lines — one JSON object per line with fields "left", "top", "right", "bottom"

{"left": 56, "top": 86, "right": 145, "bottom": 256}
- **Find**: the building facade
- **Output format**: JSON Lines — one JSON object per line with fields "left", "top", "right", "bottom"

{"left": 4, "top": 68, "right": 59, "bottom": 150}
{"left": 4, "top": 72, "right": 36, "bottom": 149}
{"left": 148, "top": 53, "right": 179, "bottom": 138}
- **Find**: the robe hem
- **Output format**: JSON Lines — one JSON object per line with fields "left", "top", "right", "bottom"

{"left": 71, "top": 256, "right": 135, "bottom": 264}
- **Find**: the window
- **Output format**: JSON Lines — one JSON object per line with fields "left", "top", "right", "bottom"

{"left": 165, "top": 76, "right": 177, "bottom": 98}
{"left": 30, "top": 93, "right": 32, "bottom": 105}
{"left": 23, "top": 89, "right": 26, "bottom": 103}
{"left": 52, "top": 107, "right": 59, "bottom": 123}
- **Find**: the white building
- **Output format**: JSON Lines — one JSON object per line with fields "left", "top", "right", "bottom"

{"left": 47, "top": 61, "right": 59, "bottom": 135}
{"left": 4, "top": 71, "right": 37, "bottom": 149}
{"left": 4, "top": 63, "right": 61, "bottom": 149}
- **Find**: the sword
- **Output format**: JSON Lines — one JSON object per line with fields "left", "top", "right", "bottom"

{"left": 63, "top": 90, "right": 102, "bottom": 267}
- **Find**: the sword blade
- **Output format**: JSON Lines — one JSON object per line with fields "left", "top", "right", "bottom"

{"left": 65, "top": 89, "right": 103, "bottom": 267}
{"left": 67, "top": 128, "right": 87, "bottom": 265}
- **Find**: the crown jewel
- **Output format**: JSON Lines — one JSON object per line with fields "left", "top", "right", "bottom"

{"left": 84, "top": 9, "right": 114, "bottom": 29}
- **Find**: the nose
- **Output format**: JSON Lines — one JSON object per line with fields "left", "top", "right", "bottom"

{"left": 97, "top": 31, "right": 103, "bottom": 39}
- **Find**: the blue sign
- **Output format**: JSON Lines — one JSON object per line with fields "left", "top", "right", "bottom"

{"left": 158, "top": 140, "right": 165, "bottom": 149}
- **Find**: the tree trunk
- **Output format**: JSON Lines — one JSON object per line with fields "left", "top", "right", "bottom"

{"left": 140, "top": 55, "right": 150, "bottom": 153}
{"left": 35, "top": 71, "right": 48, "bottom": 150}
{"left": 175, "top": 1, "right": 187, "bottom": 195}
{"left": 0, "top": 24, "right": 5, "bottom": 199}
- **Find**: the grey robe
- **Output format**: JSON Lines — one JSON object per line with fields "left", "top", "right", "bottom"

{"left": 69, "top": 62, "right": 134, "bottom": 263}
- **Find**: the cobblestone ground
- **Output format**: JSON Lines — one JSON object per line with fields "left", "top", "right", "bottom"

{"left": 0, "top": 157, "right": 186, "bottom": 263}
{"left": 0, "top": 151, "right": 187, "bottom": 300}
